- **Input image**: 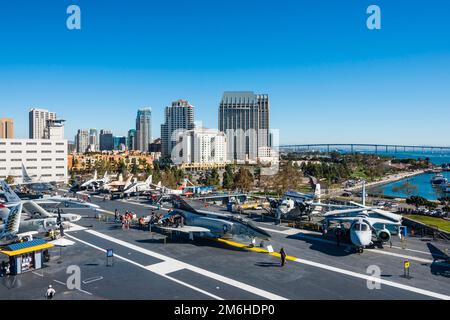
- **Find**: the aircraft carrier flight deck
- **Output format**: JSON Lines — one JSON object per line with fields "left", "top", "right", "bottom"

{"left": 1, "top": 190, "right": 449, "bottom": 300}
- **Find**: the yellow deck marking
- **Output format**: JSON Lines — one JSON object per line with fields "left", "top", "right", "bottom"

{"left": 215, "top": 238, "right": 297, "bottom": 261}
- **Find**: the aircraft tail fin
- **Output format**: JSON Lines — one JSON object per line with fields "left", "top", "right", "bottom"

{"left": 1, "top": 203, "right": 22, "bottom": 238}
{"left": 427, "top": 243, "right": 449, "bottom": 261}
{"left": 145, "top": 175, "right": 152, "bottom": 185}
{"left": 124, "top": 175, "right": 133, "bottom": 188}
{"left": 118, "top": 174, "right": 123, "bottom": 183}
{"left": 0, "top": 180, "right": 22, "bottom": 203}
{"left": 177, "top": 179, "right": 188, "bottom": 190}
{"left": 314, "top": 183, "right": 321, "bottom": 199}
{"left": 21, "top": 163, "right": 33, "bottom": 184}
{"left": 93, "top": 170, "right": 98, "bottom": 181}
{"left": 157, "top": 181, "right": 162, "bottom": 188}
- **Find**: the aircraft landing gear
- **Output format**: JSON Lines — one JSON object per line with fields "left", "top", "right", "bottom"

{"left": 357, "top": 246, "right": 364, "bottom": 254}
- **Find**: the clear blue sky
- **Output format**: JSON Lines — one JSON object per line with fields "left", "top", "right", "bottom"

{"left": 1, "top": 0, "right": 449, "bottom": 145}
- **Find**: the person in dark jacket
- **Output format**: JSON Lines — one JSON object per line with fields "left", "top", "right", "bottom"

{"left": 280, "top": 248, "right": 287, "bottom": 267}
{"left": 335, "top": 224, "right": 343, "bottom": 247}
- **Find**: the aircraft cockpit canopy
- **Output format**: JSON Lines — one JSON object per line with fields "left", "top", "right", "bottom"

{"left": 353, "top": 223, "right": 368, "bottom": 231}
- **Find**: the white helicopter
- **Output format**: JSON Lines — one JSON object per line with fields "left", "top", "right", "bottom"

{"left": 322, "top": 182, "right": 403, "bottom": 253}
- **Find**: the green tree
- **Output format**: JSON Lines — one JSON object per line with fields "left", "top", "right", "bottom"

{"left": 271, "top": 161, "right": 304, "bottom": 194}
{"left": 200, "top": 169, "right": 220, "bottom": 186}
{"left": 130, "top": 158, "right": 139, "bottom": 175}
{"left": 222, "top": 164, "right": 234, "bottom": 189}
{"left": 233, "top": 167, "right": 254, "bottom": 192}
{"left": 117, "top": 159, "right": 127, "bottom": 176}
{"left": 5, "top": 176, "right": 15, "bottom": 184}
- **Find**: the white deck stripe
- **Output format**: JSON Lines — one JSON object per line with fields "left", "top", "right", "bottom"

{"left": 84, "top": 229, "right": 287, "bottom": 300}
{"left": 293, "top": 258, "right": 450, "bottom": 300}
{"left": 261, "top": 226, "right": 434, "bottom": 263}
{"left": 66, "top": 233, "right": 223, "bottom": 300}
{"left": 146, "top": 261, "right": 186, "bottom": 275}
{"left": 97, "top": 208, "right": 115, "bottom": 215}
{"left": 365, "top": 248, "right": 432, "bottom": 263}
{"left": 260, "top": 226, "right": 318, "bottom": 236}
{"left": 260, "top": 225, "right": 445, "bottom": 257}
{"left": 53, "top": 279, "right": 92, "bottom": 296}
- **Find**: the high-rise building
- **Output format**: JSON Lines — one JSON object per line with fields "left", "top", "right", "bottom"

{"left": 44, "top": 119, "right": 65, "bottom": 140}
{"left": 218, "top": 91, "right": 270, "bottom": 162}
{"left": 29, "top": 108, "right": 56, "bottom": 139}
{"left": 149, "top": 138, "right": 161, "bottom": 153}
{"left": 99, "top": 129, "right": 113, "bottom": 151}
{"left": 113, "top": 136, "right": 127, "bottom": 151}
{"left": 135, "top": 108, "right": 152, "bottom": 152}
{"left": 127, "top": 129, "right": 136, "bottom": 151}
{"left": 0, "top": 118, "right": 14, "bottom": 139}
{"left": 75, "top": 129, "right": 89, "bottom": 153}
{"left": 161, "top": 100, "right": 195, "bottom": 158}
{"left": 68, "top": 141, "right": 76, "bottom": 154}
{"left": 172, "top": 128, "right": 227, "bottom": 165}
{"left": 89, "top": 129, "right": 99, "bottom": 151}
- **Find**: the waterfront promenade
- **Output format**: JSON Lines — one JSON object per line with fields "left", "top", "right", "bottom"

{"left": 325, "top": 169, "right": 426, "bottom": 197}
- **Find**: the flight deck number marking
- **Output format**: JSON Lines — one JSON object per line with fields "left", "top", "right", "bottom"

{"left": 366, "top": 265, "right": 381, "bottom": 290}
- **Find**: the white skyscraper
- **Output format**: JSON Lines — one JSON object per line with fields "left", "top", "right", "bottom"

{"left": 136, "top": 108, "right": 152, "bottom": 152}
{"left": 29, "top": 108, "right": 56, "bottom": 139}
{"left": 161, "top": 100, "right": 195, "bottom": 158}
{"left": 173, "top": 128, "right": 227, "bottom": 165}
{"left": 76, "top": 129, "right": 90, "bottom": 153}
{"left": 89, "top": 128, "right": 99, "bottom": 151}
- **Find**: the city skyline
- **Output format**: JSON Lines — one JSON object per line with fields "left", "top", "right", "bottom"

{"left": 1, "top": 1, "right": 450, "bottom": 145}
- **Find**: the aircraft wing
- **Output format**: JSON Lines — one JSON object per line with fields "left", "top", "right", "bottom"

{"left": 323, "top": 216, "right": 360, "bottom": 223}
{"left": 22, "top": 201, "right": 53, "bottom": 218}
{"left": 309, "top": 203, "right": 358, "bottom": 209}
{"left": 370, "top": 208, "right": 402, "bottom": 223}
{"left": 2, "top": 203, "right": 22, "bottom": 238}
{"left": 16, "top": 231, "right": 38, "bottom": 238}
{"left": 323, "top": 207, "right": 370, "bottom": 216}
{"left": 0, "top": 180, "right": 22, "bottom": 203}
{"left": 348, "top": 201, "right": 368, "bottom": 208}
{"left": 158, "top": 226, "right": 211, "bottom": 233}
{"left": 325, "top": 215, "right": 400, "bottom": 226}
{"left": 364, "top": 217, "right": 401, "bottom": 227}
{"left": 33, "top": 199, "right": 61, "bottom": 207}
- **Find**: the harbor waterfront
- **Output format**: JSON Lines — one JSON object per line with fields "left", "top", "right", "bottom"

{"left": 368, "top": 153, "right": 450, "bottom": 200}
{"left": 370, "top": 171, "right": 450, "bottom": 201}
